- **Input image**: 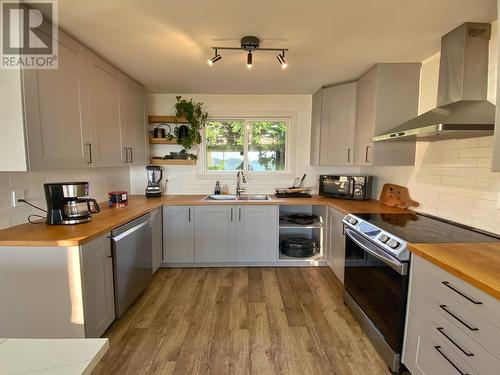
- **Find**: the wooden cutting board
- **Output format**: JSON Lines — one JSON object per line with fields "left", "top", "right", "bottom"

{"left": 379, "top": 184, "right": 419, "bottom": 209}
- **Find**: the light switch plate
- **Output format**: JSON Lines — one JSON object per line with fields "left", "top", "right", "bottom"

{"left": 11, "top": 190, "right": 25, "bottom": 207}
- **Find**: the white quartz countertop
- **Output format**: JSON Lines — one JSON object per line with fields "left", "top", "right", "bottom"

{"left": 0, "top": 338, "right": 109, "bottom": 374}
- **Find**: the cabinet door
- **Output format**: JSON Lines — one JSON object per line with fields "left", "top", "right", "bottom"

{"left": 163, "top": 206, "right": 194, "bottom": 264}
{"left": 319, "top": 83, "right": 357, "bottom": 166}
{"left": 310, "top": 88, "right": 323, "bottom": 166}
{"left": 195, "top": 205, "right": 236, "bottom": 263}
{"left": 119, "top": 78, "right": 147, "bottom": 165}
{"left": 80, "top": 233, "right": 115, "bottom": 338}
{"left": 151, "top": 207, "right": 163, "bottom": 273}
{"left": 331, "top": 213, "right": 346, "bottom": 283}
{"left": 236, "top": 205, "right": 278, "bottom": 262}
{"left": 87, "top": 51, "right": 124, "bottom": 167}
{"left": 354, "top": 70, "right": 376, "bottom": 166}
{"left": 23, "top": 31, "right": 91, "bottom": 170}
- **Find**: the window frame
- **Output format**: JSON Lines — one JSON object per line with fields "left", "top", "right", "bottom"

{"left": 200, "top": 116, "right": 293, "bottom": 179}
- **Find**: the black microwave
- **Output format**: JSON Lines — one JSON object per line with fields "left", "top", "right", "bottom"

{"left": 319, "top": 175, "right": 373, "bottom": 200}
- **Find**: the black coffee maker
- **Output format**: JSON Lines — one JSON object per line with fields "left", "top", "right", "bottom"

{"left": 44, "top": 182, "right": 100, "bottom": 225}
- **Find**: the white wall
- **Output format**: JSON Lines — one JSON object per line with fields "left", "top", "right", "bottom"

{"left": 130, "top": 94, "right": 359, "bottom": 195}
{"left": 363, "top": 21, "right": 500, "bottom": 234}
{"left": 0, "top": 168, "right": 130, "bottom": 230}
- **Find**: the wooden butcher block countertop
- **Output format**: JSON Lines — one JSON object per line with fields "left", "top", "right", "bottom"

{"left": 409, "top": 243, "right": 500, "bottom": 300}
{"left": 0, "top": 195, "right": 407, "bottom": 247}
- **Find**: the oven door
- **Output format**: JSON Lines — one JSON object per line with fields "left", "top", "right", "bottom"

{"left": 344, "top": 228, "right": 409, "bottom": 359}
{"left": 320, "top": 176, "right": 353, "bottom": 197}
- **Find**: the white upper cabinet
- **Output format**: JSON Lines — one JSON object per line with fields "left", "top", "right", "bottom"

{"left": 119, "top": 78, "right": 148, "bottom": 165}
{"left": 86, "top": 51, "right": 124, "bottom": 167}
{"left": 310, "top": 83, "right": 357, "bottom": 166}
{"left": 354, "top": 63, "right": 421, "bottom": 166}
{"left": 0, "top": 25, "right": 147, "bottom": 171}
{"left": 22, "top": 31, "right": 91, "bottom": 170}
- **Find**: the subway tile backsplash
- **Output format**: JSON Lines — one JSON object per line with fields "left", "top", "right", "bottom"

{"left": 363, "top": 136, "right": 500, "bottom": 235}
{"left": 0, "top": 167, "right": 130, "bottom": 229}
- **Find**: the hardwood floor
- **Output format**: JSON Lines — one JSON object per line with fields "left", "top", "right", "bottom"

{"left": 92, "top": 267, "right": 391, "bottom": 375}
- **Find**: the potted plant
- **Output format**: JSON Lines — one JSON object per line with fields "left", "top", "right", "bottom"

{"left": 174, "top": 96, "right": 208, "bottom": 159}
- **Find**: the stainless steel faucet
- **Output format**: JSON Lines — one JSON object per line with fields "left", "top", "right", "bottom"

{"left": 236, "top": 171, "right": 247, "bottom": 196}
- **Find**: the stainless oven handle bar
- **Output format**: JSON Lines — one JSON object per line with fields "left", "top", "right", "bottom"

{"left": 345, "top": 228, "right": 408, "bottom": 275}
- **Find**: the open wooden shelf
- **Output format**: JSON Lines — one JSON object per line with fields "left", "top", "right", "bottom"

{"left": 148, "top": 115, "right": 188, "bottom": 124}
{"left": 149, "top": 137, "right": 178, "bottom": 145}
{"left": 150, "top": 159, "right": 196, "bottom": 166}
{"left": 279, "top": 220, "right": 325, "bottom": 229}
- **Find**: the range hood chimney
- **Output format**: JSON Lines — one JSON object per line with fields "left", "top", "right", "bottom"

{"left": 373, "top": 22, "right": 495, "bottom": 142}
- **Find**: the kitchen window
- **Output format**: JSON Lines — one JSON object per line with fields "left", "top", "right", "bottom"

{"left": 205, "top": 119, "right": 289, "bottom": 173}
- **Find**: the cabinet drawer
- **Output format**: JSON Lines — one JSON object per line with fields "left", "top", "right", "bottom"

{"left": 404, "top": 312, "right": 481, "bottom": 375}
{"left": 412, "top": 256, "right": 500, "bottom": 360}
{"left": 413, "top": 256, "right": 500, "bottom": 326}
{"left": 409, "top": 291, "right": 500, "bottom": 374}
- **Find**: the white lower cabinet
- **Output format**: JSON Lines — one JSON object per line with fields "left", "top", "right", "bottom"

{"left": 80, "top": 233, "right": 115, "bottom": 338}
{"left": 163, "top": 206, "right": 195, "bottom": 264}
{"left": 403, "top": 255, "right": 500, "bottom": 375}
{"left": 195, "top": 205, "right": 237, "bottom": 262}
{"left": 327, "top": 206, "right": 346, "bottom": 282}
{"left": 236, "top": 205, "right": 278, "bottom": 262}
{"left": 151, "top": 207, "right": 163, "bottom": 272}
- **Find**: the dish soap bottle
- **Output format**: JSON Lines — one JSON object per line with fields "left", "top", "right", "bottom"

{"left": 214, "top": 181, "right": 221, "bottom": 195}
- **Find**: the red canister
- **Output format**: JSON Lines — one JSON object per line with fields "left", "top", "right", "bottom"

{"left": 108, "top": 191, "right": 128, "bottom": 207}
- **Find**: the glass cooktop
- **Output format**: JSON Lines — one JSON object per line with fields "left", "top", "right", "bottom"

{"left": 353, "top": 212, "right": 500, "bottom": 244}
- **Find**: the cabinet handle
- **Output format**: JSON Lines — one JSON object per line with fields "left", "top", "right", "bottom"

{"left": 85, "top": 143, "right": 93, "bottom": 164}
{"left": 188, "top": 208, "right": 191, "bottom": 222}
{"left": 231, "top": 208, "right": 233, "bottom": 222}
{"left": 442, "top": 281, "right": 483, "bottom": 305}
{"left": 434, "top": 346, "right": 469, "bottom": 375}
{"left": 365, "top": 145, "right": 371, "bottom": 163}
{"left": 347, "top": 148, "right": 351, "bottom": 163}
{"left": 129, "top": 147, "right": 133, "bottom": 163}
{"left": 439, "top": 305, "right": 478, "bottom": 332}
{"left": 436, "top": 327, "right": 474, "bottom": 357}
{"left": 124, "top": 147, "right": 129, "bottom": 163}
{"left": 239, "top": 207, "right": 241, "bottom": 222}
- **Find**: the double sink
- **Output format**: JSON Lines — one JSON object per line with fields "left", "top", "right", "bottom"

{"left": 203, "top": 194, "right": 271, "bottom": 201}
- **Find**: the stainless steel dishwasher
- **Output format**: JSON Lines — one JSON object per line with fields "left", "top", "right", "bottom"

{"left": 111, "top": 213, "right": 153, "bottom": 317}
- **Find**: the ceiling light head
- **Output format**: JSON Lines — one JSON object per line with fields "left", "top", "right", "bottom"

{"left": 208, "top": 49, "right": 222, "bottom": 66}
{"left": 277, "top": 52, "right": 287, "bottom": 69}
{"left": 247, "top": 51, "right": 253, "bottom": 69}
{"left": 241, "top": 36, "right": 261, "bottom": 51}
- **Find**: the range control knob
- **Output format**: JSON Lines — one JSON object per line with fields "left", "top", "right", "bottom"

{"left": 379, "top": 234, "right": 390, "bottom": 243}
{"left": 348, "top": 217, "right": 358, "bottom": 225}
{"left": 387, "top": 239, "right": 400, "bottom": 249}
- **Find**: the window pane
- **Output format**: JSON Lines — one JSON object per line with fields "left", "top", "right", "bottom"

{"left": 248, "top": 121, "right": 287, "bottom": 171}
{"left": 205, "top": 120, "right": 244, "bottom": 171}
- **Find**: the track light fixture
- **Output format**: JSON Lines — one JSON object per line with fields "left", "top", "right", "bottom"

{"left": 207, "top": 49, "right": 222, "bottom": 65}
{"left": 208, "top": 36, "right": 289, "bottom": 69}
{"left": 247, "top": 51, "right": 253, "bottom": 69}
{"left": 277, "top": 51, "right": 287, "bottom": 69}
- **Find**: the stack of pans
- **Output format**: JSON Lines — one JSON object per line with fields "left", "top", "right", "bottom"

{"left": 280, "top": 237, "right": 317, "bottom": 257}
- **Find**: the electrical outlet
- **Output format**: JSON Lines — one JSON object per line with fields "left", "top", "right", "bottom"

{"left": 11, "top": 190, "right": 26, "bottom": 207}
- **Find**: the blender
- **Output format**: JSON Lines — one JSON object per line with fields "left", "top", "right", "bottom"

{"left": 145, "top": 165, "right": 163, "bottom": 198}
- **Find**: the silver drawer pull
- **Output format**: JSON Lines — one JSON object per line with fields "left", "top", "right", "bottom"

{"left": 434, "top": 346, "right": 469, "bottom": 375}
{"left": 442, "top": 281, "right": 483, "bottom": 305}
{"left": 436, "top": 327, "right": 474, "bottom": 357}
{"left": 439, "top": 305, "right": 479, "bottom": 332}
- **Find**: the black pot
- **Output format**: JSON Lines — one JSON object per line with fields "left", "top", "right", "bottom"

{"left": 280, "top": 238, "right": 317, "bottom": 257}
{"left": 177, "top": 125, "right": 189, "bottom": 142}
{"left": 154, "top": 127, "right": 166, "bottom": 138}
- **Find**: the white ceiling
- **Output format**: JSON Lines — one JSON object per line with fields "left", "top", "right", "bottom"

{"left": 57, "top": 0, "right": 497, "bottom": 94}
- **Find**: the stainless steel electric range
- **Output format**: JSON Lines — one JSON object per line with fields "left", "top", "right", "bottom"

{"left": 342, "top": 212, "right": 499, "bottom": 374}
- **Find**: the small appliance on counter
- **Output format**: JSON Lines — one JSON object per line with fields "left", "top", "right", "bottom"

{"left": 44, "top": 182, "right": 100, "bottom": 225}
{"left": 145, "top": 165, "right": 163, "bottom": 198}
{"left": 319, "top": 175, "right": 372, "bottom": 200}
{"left": 108, "top": 191, "right": 128, "bottom": 207}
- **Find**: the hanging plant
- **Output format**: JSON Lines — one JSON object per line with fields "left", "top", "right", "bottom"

{"left": 174, "top": 96, "right": 208, "bottom": 157}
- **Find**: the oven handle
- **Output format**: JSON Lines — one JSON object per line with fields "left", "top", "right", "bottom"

{"left": 345, "top": 228, "right": 408, "bottom": 275}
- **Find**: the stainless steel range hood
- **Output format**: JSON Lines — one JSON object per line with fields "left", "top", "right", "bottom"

{"left": 373, "top": 22, "right": 495, "bottom": 142}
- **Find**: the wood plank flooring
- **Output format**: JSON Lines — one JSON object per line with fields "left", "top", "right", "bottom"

{"left": 92, "top": 267, "right": 391, "bottom": 375}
